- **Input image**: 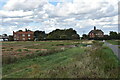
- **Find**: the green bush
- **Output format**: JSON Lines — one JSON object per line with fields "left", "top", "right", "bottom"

{"left": 2, "top": 47, "right": 5, "bottom": 49}
{"left": 23, "top": 49, "right": 30, "bottom": 52}
{"left": 92, "top": 41, "right": 104, "bottom": 46}
{"left": 16, "top": 49, "right": 22, "bottom": 52}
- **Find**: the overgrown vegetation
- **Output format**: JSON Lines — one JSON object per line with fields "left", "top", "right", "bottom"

{"left": 2, "top": 41, "right": 82, "bottom": 64}
{"left": 2, "top": 41, "right": 120, "bottom": 78}
{"left": 107, "top": 40, "right": 120, "bottom": 45}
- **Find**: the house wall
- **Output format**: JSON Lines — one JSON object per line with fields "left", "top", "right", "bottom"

{"left": 88, "top": 31, "right": 104, "bottom": 38}
{"left": 13, "top": 31, "right": 34, "bottom": 41}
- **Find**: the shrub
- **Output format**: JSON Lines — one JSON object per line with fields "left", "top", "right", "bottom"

{"left": 23, "top": 49, "right": 30, "bottom": 52}
{"left": 10, "top": 48, "right": 13, "bottom": 50}
{"left": 92, "top": 41, "right": 104, "bottom": 46}
{"left": 26, "top": 54, "right": 37, "bottom": 59}
{"left": 2, "top": 55, "right": 18, "bottom": 64}
{"left": 16, "top": 49, "right": 22, "bottom": 52}
{"left": 35, "top": 50, "right": 40, "bottom": 53}
{"left": 2, "top": 47, "right": 5, "bottom": 49}
{"left": 56, "top": 44, "right": 64, "bottom": 46}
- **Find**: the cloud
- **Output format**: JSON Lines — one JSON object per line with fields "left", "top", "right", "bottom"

{"left": 0, "top": 10, "right": 33, "bottom": 17}
{"left": 3, "top": 0, "right": 48, "bottom": 10}
{"left": 0, "top": 0, "right": 119, "bottom": 35}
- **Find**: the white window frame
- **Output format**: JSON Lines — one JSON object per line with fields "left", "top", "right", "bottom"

{"left": 23, "top": 38, "right": 25, "bottom": 40}
{"left": 28, "top": 34, "right": 31, "bottom": 37}
{"left": 22, "top": 34, "right": 25, "bottom": 37}
{"left": 28, "top": 38, "right": 31, "bottom": 40}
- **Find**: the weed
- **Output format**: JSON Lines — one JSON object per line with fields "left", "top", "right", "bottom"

{"left": 2, "top": 47, "right": 6, "bottom": 49}
{"left": 23, "top": 49, "right": 30, "bottom": 52}
{"left": 16, "top": 49, "right": 22, "bottom": 52}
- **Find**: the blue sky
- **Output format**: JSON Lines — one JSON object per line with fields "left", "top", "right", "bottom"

{"left": 0, "top": 0, "right": 118, "bottom": 36}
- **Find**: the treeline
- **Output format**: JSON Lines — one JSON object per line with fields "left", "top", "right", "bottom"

{"left": 82, "top": 31, "right": 120, "bottom": 40}
{"left": 34, "top": 28, "right": 80, "bottom": 41}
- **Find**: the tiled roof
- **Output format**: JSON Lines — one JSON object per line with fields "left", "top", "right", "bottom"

{"left": 14, "top": 31, "right": 34, "bottom": 34}
{"left": 89, "top": 29, "right": 103, "bottom": 34}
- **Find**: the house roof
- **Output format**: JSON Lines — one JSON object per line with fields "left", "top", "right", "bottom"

{"left": 13, "top": 31, "right": 34, "bottom": 34}
{"left": 89, "top": 29, "right": 104, "bottom": 34}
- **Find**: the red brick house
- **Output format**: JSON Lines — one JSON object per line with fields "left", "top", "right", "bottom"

{"left": 88, "top": 26, "right": 104, "bottom": 38}
{"left": 13, "top": 29, "right": 34, "bottom": 41}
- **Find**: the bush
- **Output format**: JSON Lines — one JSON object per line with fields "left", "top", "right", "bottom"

{"left": 16, "top": 49, "right": 22, "bottom": 52}
{"left": 2, "top": 47, "right": 5, "bottom": 49}
{"left": 26, "top": 53, "right": 37, "bottom": 59}
{"left": 92, "top": 41, "right": 104, "bottom": 46}
{"left": 2, "top": 55, "right": 18, "bottom": 64}
{"left": 23, "top": 49, "right": 30, "bottom": 52}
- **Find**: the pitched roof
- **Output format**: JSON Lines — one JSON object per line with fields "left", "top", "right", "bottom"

{"left": 89, "top": 29, "right": 103, "bottom": 34}
{"left": 14, "top": 31, "right": 34, "bottom": 34}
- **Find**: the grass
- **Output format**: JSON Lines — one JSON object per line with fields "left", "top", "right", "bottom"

{"left": 91, "top": 46, "right": 120, "bottom": 78}
{"left": 2, "top": 47, "right": 85, "bottom": 78}
{"left": 2, "top": 40, "right": 120, "bottom": 78}
{"left": 16, "top": 49, "right": 22, "bottom": 52}
{"left": 107, "top": 40, "right": 120, "bottom": 45}
{"left": 2, "top": 41, "right": 83, "bottom": 64}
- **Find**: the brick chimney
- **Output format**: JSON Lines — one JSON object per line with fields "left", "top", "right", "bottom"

{"left": 94, "top": 26, "right": 96, "bottom": 30}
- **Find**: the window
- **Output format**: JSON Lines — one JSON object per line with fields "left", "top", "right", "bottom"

{"left": 14, "top": 38, "right": 16, "bottom": 40}
{"left": 14, "top": 34, "right": 16, "bottom": 37}
{"left": 23, "top": 38, "right": 25, "bottom": 40}
{"left": 28, "top": 38, "right": 31, "bottom": 40}
{"left": 28, "top": 34, "right": 31, "bottom": 37}
{"left": 22, "top": 34, "right": 25, "bottom": 37}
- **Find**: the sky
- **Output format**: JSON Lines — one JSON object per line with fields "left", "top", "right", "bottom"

{"left": 0, "top": 0, "right": 119, "bottom": 37}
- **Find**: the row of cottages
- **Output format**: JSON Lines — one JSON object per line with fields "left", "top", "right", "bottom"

{"left": 13, "top": 27, "right": 104, "bottom": 41}
{"left": 88, "top": 26, "right": 104, "bottom": 38}
{"left": 13, "top": 29, "right": 34, "bottom": 41}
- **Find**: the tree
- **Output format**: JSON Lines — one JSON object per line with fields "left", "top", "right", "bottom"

{"left": 109, "top": 31, "right": 117, "bottom": 39}
{"left": 46, "top": 28, "right": 80, "bottom": 40}
{"left": 117, "top": 33, "right": 120, "bottom": 39}
{"left": 82, "top": 34, "right": 88, "bottom": 39}
{"left": 71, "top": 34, "right": 80, "bottom": 39}
{"left": 8, "top": 35, "right": 14, "bottom": 41}
{"left": 2, "top": 34, "right": 8, "bottom": 41}
{"left": 18, "top": 30, "right": 23, "bottom": 32}
{"left": 34, "top": 30, "right": 46, "bottom": 41}
{"left": 2, "top": 34, "right": 7, "bottom": 36}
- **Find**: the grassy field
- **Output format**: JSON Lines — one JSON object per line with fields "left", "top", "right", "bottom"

{"left": 2, "top": 40, "right": 120, "bottom": 78}
{"left": 2, "top": 40, "right": 88, "bottom": 64}
{"left": 107, "top": 40, "right": 120, "bottom": 45}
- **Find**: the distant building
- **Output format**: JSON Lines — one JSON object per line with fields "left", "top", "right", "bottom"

{"left": 13, "top": 29, "right": 34, "bottom": 41}
{"left": 8, "top": 35, "right": 14, "bottom": 41}
{"left": 88, "top": 26, "right": 104, "bottom": 38}
{"left": 0, "top": 34, "right": 9, "bottom": 41}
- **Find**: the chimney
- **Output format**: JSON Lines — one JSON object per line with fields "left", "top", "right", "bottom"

{"left": 94, "top": 26, "right": 96, "bottom": 30}
{"left": 25, "top": 28, "right": 27, "bottom": 32}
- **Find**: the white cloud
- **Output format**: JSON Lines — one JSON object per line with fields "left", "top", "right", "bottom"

{"left": 0, "top": 0, "right": 119, "bottom": 35}
{"left": 0, "top": 10, "right": 33, "bottom": 17}
{"left": 3, "top": 0, "right": 48, "bottom": 10}
{"left": 64, "top": 18, "right": 75, "bottom": 22}
{"left": 103, "top": 25, "right": 116, "bottom": 28}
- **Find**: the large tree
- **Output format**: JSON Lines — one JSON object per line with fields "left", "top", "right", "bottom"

{"left": 109, "top": 31, "right": 118, "bottom": 39}
{"left": 34, "top": 30, "right": 46, "bottom": 41}
{"left": 47, "top": 28, "right": 80, "bottom": 40}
